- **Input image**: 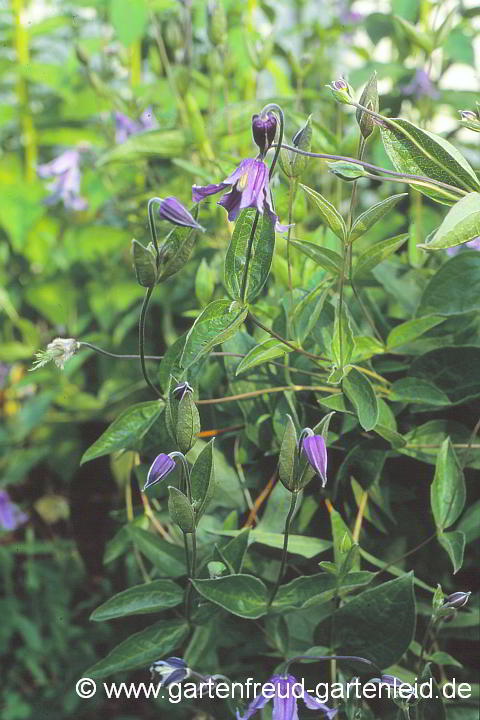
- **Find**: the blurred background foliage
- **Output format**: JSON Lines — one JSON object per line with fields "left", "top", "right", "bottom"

{"left": 0, "top": 0, "right": 479, "bottom": 718}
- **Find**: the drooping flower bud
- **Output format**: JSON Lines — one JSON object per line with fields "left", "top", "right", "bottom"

{"left": 144, "top": 453, "right": 176, "bottom": 491}
{"left": 459, "top": 110, "right": 480, "bottom": 133}
{"left": 442, "top": 591, "right": 471, "bottom": 610}
{"left": 326, "top": 78, "right": 354, "bottom": 105}
{"left": 301, "top": 434, "right": 328, "bottom": 487}
{"left": 150, "top": 657, "right": 190, "bottom": 685}
{"left": 356, "top": 71, "right": 379, "bottom": 139}
{"left": 158, "top": 197, "right": 205, "bottom": 231}
{"left": 252, "top": 112, "right": 277, "bottom": 156}
{"left": 166, "top": 380, "right": 200, "bottom": 454}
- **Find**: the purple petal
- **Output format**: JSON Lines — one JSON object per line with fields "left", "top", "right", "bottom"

{"left": 37, "top": 150, "right": 80, "bottom": 178}
{"left": 223, "top": 157, "right": 256, "bottom": 185}
{"left": 302, "top": 435, "right": 328, "bottom": 486}
{"left": 158, "top": 196, "right": 204, "bottom": 231}
{"left": 163, "top": 668, "right": 188, "bottom": 685}
{"left": 144, "top": 454, "right": 175, "bottom": 491}
{"left": 239, "top": 160, "right": 267, "bottom": 214}
{"left": 236, "top": 690, "right": 271, "bottom": 720}
{"left": 140, "top": 106, "right": 156, "bottom": 130}
{"left": 302, "top": 691, "right": 337, "bottom": 719}
{"left": 0, "top": 490, "right": 28, "bottom": 531}
{"left": 192, "top": 182, "right": 229, "bottom": 202}
{"left": 218, "top": 187, "right": 243, "bottom": 221}
{"left": 272, "top": 677, "right": 298, "bottom": 720}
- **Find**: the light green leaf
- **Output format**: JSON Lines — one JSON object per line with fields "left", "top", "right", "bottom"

{"left": 192, "top": 575, "right": 268, "bottom": 619}
{"left": 81, "top": 401, "right": 164, "bottom": 464}
{"left": 289, "top": 239, "right": 343, "bottom": 275}
{"left": 438, "top": 531, "right": 466, "bottom": 574}
{"left": 272, "top": 571, "right": 374, "bottom": 611}
{"left": 190, "top": 439, "right": 216, "bottom": 522}
{"left": 331, "top": 304, "right": 355, "bottom": 370}
{"left": 350, "top": 194, "right": 407, "bottom": 242}
{"left": 390, "top": 378, "right": 450, "bottom": 406}
{"left": 90, "top": 580, "right": 183, "bottom": 621}
{"left": 85, "top": 619, "right": 189, "bottom": 678}
{"left": 387, "top": 316, "right": 445, "bottom": 348}
{"left": 343, "top": 368, "right": 379, "bottom": 431}
{"left": 235, "top": 338, "right": 293, "bottom": 375}
{"left": 353, "top": 233, "right": 408, "bottom": 278}
{"left": 181, "top": 299, "right": 247, "bottom": 369}
{"left": 209, "top": 529, "right": 331, "bottom": 559}
{"left": 157, "top": 205, "right": 201, "bottom": 282}
{"left": 431, "top": 438, "right": 466, "bottom": 531}
{"left": 110, "top": 0, "right": 148, "bottom": 46}
{"left": 418, "top": 193, "right": 480, "bottom": 250}
{"left": 417, "top": 253, "right": 480, "bottom": 317}
{"left": 132, "top": 240, "right": 157, "bottom": 288}
{"left": 394, "top": 15, "right": 434, "bottom": 53}
{"left": 127, "top": 527, "right": 186, "bottom": 577}
{"left": 300, "top": 184, "right": 347, "bottom": 241}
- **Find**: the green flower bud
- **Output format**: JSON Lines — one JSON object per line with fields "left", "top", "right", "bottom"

{"left": 166, "top": 380, "right": 200, "bottom": 454}
{"left": 356, "top": 71, "right": 379, "bottom": 139}
{"left": 327, "top": 161, "right": 367, "bottom": 181}
{"left": 459, "top": 110, "right": 480, "bottom": 133}
{"left": 326, "top": 78, "right": 355, "bottom": 105}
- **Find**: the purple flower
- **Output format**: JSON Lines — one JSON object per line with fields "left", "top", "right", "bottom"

{"left": 0, "top": 490, "right": 28, "bottom": 532}
{"left": 115, "top": 106, "right": 156, "bottom": 144}
{"left": 252, "top": 112, "right": 277, "bottom": 156}
{"left": 37, "top": 149, "right": 87, "bottom": 211}
{"left": 150, "top": 657, "right": 190, "bottom": 685}
{"left": 442, "top": 591, "right": 471, "bottom": 609}
{"left": 158, "top": 197, "right": 204, "bottom": 231}
{"left": 237, "top": 674, "right": 337, "bottom": 720}
{"left": 402, "top": 69, "right": 439, "bottom": 99}
{"left": 447, "top": 237, "right": 480, "bottom": 256}
{"left": 144, "top": 453, "right": 176, "bottom": 491}
{"left": 302, "top": 434, "right": 328, "bottom": 487}
{"left": 192, "top": 158, "right": 290, "bottom": 232}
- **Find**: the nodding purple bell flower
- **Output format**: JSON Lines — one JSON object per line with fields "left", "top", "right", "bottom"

{"left": 192, "top": 158, "right": 290, "bottom": 232}
{"left": 172, "top": 381, "right": 194, "bottom": 400}
{"left": 402, "top": 69, "right": 439, "bottom": 99}
{"left": 301, "top": 433, "right": 328, "bottom": 487}
{"left": 447, "top": 236, "right": 480, "bottom": 256}
{"left": 144, "top": 453, "right": 176, "bottom": 491}
{"left": 236, "top": 674, "right": 337, "bottom": 720}
{"left": 252, "top": 112, "right": 277, "bottom": 156}
{"left": 442, "top": 591, "right": 471, "bottom": 609}
{"left": 37, "top": 149, "right": 88, "bottom": 211}
{"left": 149, "top": 657, "right": 190, "bottom": 686}
{"left": 0, "top": 490, "right": 28, "bottom": 532}
{"left": 157, "top": 197, "right": 204, "bottom": 231}
{"left": 115, "top": 106, "right": 156, "bottom": 144}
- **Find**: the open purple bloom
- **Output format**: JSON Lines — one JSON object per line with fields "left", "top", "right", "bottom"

{"left": 150, "top": 657, "right": 190, "bottom": 686}
{"left": 115, "top": 106, "right": 156, "bottom": 144}
{"left": 447, "top": 237, "right": 480, "bottom": 256}
{"left": 237, "top": 674, "right": 336, "bottom": 720}
{"left": 37, "top": 149, "right": 87, "bottom": 211}
{"left": 0, "top": 490, "right": 28, "bottom": 532}
{"left": 302, "top": 434, "right": 328, "bottom": 487}
{"left": 144, "top": 453, "right": 176, "bottom": 491}
{"left": 402, "top": 69, "right": 439, "bottom": 99}
{"left": 158, "top": 197, "right": 204, "bottom": 231}
{"left": 192, "top": 158, "right": 290, "bottom": 232}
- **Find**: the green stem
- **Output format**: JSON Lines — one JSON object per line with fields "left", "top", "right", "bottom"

{"left": 249, "top": 313, "right": 327, "bottom": 363}
{"left": 139, "top": 287, "right": 162, "bottom": 398}
{"left": 286, "top": 179, "right": 296, "bottom": 338}
{"left": 267, "top": 491, "right": 297, "bottom": 606}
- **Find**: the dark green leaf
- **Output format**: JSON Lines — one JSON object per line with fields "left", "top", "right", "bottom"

{"left": 430, "top": 438, "right": 466, "bottom": 531}
{"left": 272, "top": 571, "right": 373, "bottom": 611}
{"left": 353, "top": 233, "right": 408, "bottom": 278}
{"left": 90, "top": 580, "right": 183, "bottom": 621}
{"left": 168, "top": 486, "right": 195, "bottom": 533}
{"left": 417, "top": 252, "right": 480, "bottom": 316}
{"left": 190, "top": 439, "right": 216, "bottom": 522}
{"left": 181, "top": 299, "right": 248, "bottom": 369}
{"left": 343, "top": 368, "right": 379, "bottom": 431}
{"left": 387, "top": 316, "right": 445, "bottom": 348}
{"left": 300, "top": 184, "right": 347, "bottom": 241}
{"left": 127, "top": 527, "right": 185, "bottom": 577}
{"left": 350, "top": 194, "right": 406, "bottom": 242}
{"left": 157, "top": 206, "right": 201, "bottom": 282}
{"left": 409, "top": 347, "right": 480, "bottom": 405}
{"left": 192, "top": 574, "right": 268, "bottom": 618}
{"left": 390, "top": 378, "right": 450, "bottom": 406}
{"left": 438, "top": 530, "right": 465, "bottom": 574}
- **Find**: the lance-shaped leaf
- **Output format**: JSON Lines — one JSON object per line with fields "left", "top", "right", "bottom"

{"left": 157, "top": 205, "right": 201, "bottom": 282}
{"left": 394, "top": 15, "right": 434, "bottom": 53}
{"left": 331, "top": 304, "right": 355, "bottom": 370}
{"left": 438, "top": 531, "right": 466, "bottom": 574}
{"left": 353, "top": 233, "right": 408, "bottom": 278}
{"left": 181, "top": 299, "right": 247, "bottom": 369}
{"left": 380, "top": 118, "right": 480, "bottom": 205}
{"left": 278, "top": 414, "right": 299, "bottom": 492}
{"left": 90, "top": 580, "right": 183, "bottom": 621}
{"left": 190, "top": 439, "right": 216, "bottom": 522}
{"left": 417, "top": 252, "right": 480, "bottom": 317}
{"left": 430, "top": 438, "right": 466, "bottom": 531}
{"left": 235, "top": 338, "right": 293, "bottom": 375}
{"left": 343, "top": 368, "right": 379, "bottom": 431}
{"left": 418, "top": 192, "right": 480, "bottom": 251}
{"left": 300, "top": 184, "right": 347, "bottom": 241}
{"left": 224, "top": 208, "right": 275, "bottom": 303}
{"left": 290, "top": 239, "right": 343, "bottom": 275}
{"left": 350, "top": 194, "right": 407, "bottom": 242}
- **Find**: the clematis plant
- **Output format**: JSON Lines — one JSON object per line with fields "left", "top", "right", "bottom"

{"left": 237, "top": 674, "right": 337, "bottom": 720}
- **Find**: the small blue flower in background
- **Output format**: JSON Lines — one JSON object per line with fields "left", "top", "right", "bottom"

{"left": 0, "top": 490, "right": 28, "bottom": 532}
{"left": 402, "top": 69, "right": 439, "bottom": 99}
{"left": 447, "top": 237, "right": 480, "bottom": 256}
{"left": 237, "top": 674, "right": 337, "bottom": 720}
{"left": 150, "top": 657, "right": 190, "bottom": 685}
{"left": 115, "top": 106, "right": 156, "bottom": 144}
{"left": 302, "top": 433, "right": 328, "bottom": 487}
{"left": 144, "top": 453, "right": 176, "bottom": 491}
{"left": 37, "top": 149, "right": 88, "bottom": 211}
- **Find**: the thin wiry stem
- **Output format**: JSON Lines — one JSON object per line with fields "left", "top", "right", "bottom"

{"left": 267, "top": 490, "right": 297, "bottom": 607}
{"left": 139, "top": 287, "right": 163, "bottom": 399}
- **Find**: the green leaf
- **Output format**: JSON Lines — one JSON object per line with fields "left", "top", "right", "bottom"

{"left": 373, "top": 398, "right": 406, "bottom": 449}
{"left": 389, "top": 378, "right": 451, "bottom": 406}
{"left": 220, "top": 529, "right": 251, "bottom": 573}
{"left": 289, "top": 239, "right": 343, "bottom": 275}
{"left": 333, "top": 574, "right": 416, "bottom": 668}
{"left": 438, "top": 530, "right": 466, "bottom": 574}
{"left": 278, "top": 414, "right": 299, "bottom": 492}
{"left": 157, "top": 206, "right": 201, "bottom": 282}
{"left": 168, "top": 486, "right": 195, "bottom": 533}
{"left": 331, "top": 304, "right": 355, "bottom": 370}
{"left": 400, "top": 419, "right": 480, "bottom": 469}
{"left": 353, "top": 233, "right": 408, "bottom": 278}
{"left": 85, "top": 619, "right": 189, "bottom": 679}
{"left": 181, "top": 299, "right": 248, "bottom": 370}
{"left": 394, "top": 15, "right": 434, "bottom": 52}
{"left": 409, "top": 347, "right": 480, "bottom": 405}
{"left": 457, "top": 500, "right": 480, "bottom": 544}
{"left": 81, "top": 401, "right": 164, "bottom": 464}
{"left": 343, "top": 368, "right": 379, "bottom": 431}
{"left": 430, "top": 438, "right": 466, "bottom": 531}
{"left": 272, "top": 571, "right": 374, "bottom": 611}
{"left": 417, "top": 252, "right": 480, "bottom": 317}
{"left": 300, "top": 184, "right": 347, "bottom": 241}
{"left": 110, "top": 0, "right": 148, "bottom": 46}
{"left": 132, "top": 240, "right": 157, "bottom": 287}
{"left": 190, "top": 439, "right": 216, "bottom": 522}
{"left": 127, "top": 527, "right": 186, "bottom": 577}
{"left": 209, "top": 529, "right": 331, "bottom": 559}
{"left": 235, "top": 338, "right": 293, "bottom": 375}
{"left": 427, "top": 651, "right": 462, "bottom": 668}
{"left": 418, "top": 193, "right": 480, "bottom": 250}
{"left": 192, "top": 575, "right": 268, "bottom": 619}
{"left": 330, "top": 508, "right": 357, "bottom": 568}
{"left": 380, "top": 118, "right": 479, "bottom": 204}
{"left": 350, "top": 194, "right": 407, "bottom": 242}
{"left": 90, "top": 580, "right": 183, "bottom": 621}
{"left": 387, "top": 316, "right": 445, "bottom": 348}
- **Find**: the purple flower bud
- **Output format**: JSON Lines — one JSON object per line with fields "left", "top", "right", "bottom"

{"left": 150, "top": 657, "right": 190, "bottom": 685}
{"left": 144, "top": 453, "right": 176, "bottom": 491}
{"left": 374, "top": 675, "right": 416, "bottom": 702}
{"left": 172, "top": 381, "right": 194, "bottom": 400}
{"left": 442, "top": 591, "right": 471, "bottom": 609}
{"left": 460, "top": 110, "right": 478, "bottom": 121}
{"left": 158, "top": 197, "right": 204, "bottom": 231}
{"left": 302, "top": 434, "right": 328, "bottom": 487}
{"left": 252, "top": 112, "right": 277, "bottom": 155}
{"left": 0, "top": 490, "right": 28, "bottom": 532}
